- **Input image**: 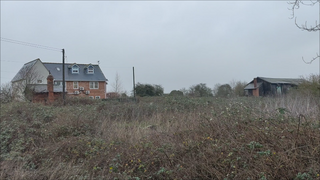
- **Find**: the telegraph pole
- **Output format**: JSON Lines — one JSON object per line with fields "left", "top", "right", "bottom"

{"left": 318, "top": 1, "right": 320, "bottom": 126}
{"left": 133, "top": 67, "right": 135, "bottom": 98}
{"left": 62, "top": 49, "right": 66, "bottom": 105}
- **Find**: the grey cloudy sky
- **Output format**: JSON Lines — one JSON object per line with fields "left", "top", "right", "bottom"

{"left": 0, "top": 1, "right": 318, "bottom": 93}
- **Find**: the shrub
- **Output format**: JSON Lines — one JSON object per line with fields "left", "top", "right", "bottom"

{"left": 135, "top": 83, "right": 164, "bottom": 97}
{"left": 0, "top": 96, "right": 319, "bottom": 179}
{"left": 169, "top": 90, "right": 183, "bottom": 96}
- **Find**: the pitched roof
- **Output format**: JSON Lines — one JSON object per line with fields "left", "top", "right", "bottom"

{"left": 43, "top": 63, "right": 107, "bottom": 82}
{"left": 244, "top": 77, "right": 303, "bottom": 90}
{"left": 26, "top": 84, "right": 63, "bottom": 93}
{"left": 258, "top": 77, "right": 303, "bottom": 85}
{"left": 244, "top": 82, "right": 262, "bottom": 90}
{"left": 11, "top": 59, "right": 38, "bottom": 82}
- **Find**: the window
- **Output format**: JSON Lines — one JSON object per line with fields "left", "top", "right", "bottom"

{"left": 54, "top": 81, "right": 66, "bottom": 88}
{"left": 72, "top": 64, "right": 79, "bottom": 74}
{"left": 89, "top": 96, "right": 94, "bottom": 99}
{"left": 73, "top": 81, "right": 79, "bottom": 89}
{"left": 37, "top": 80, "right": 42, "bottom": 83}
{"left": 54, "top": 81, "right": 62, "bottom": 86}
{"left": 89, "top": 82, "right": 99, "bottom": 89}
{"left": 87, "top": 65, "right": 94, "bottom": 74}
{"left": 95, "top": 96, "right": 100, "bottom": 99}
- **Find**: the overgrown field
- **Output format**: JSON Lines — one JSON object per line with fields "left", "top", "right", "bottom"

{"left": 1, "top": 96, "right": 320, "bottom": 180}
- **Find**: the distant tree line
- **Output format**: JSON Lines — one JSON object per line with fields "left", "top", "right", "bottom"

{"left": 178, "top": 81, "right": 247, "bottom": 98}
{"left": 134, "top": 80, "right": 248, "bottom": 98}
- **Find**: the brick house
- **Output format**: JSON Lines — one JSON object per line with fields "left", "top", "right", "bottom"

{"left": 244, "top": 77, "right": 303, "bottom": 97}
{"left": 12, "top": 58, "right": 108, "bottom": 102}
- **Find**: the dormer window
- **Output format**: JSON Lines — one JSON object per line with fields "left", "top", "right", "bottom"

{"left": 87, "top": 65, "right": 94, "bottom": 74}
{"left": 72, "top": 64, "right": 79, "bottom": 74}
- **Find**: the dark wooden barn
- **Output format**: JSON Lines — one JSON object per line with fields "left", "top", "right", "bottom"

{"left": 244, "top": 77, "right": 303, "bottom": 97}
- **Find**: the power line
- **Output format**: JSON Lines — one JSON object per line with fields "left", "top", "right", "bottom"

{"left": 1, "top": 37, "right": 62, "bottom": 52}
{"left": 0, "top": 60, "right": 28, "bottom": 63}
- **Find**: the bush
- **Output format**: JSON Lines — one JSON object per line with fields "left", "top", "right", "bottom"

{"left": 187, "top": 83, "right": 213, "bottom": 97}
{"left": 1, "top": 96, "right": 319, "bottom": 179}
{"left": 169, "top": 90, "right": 184, "bottom": 96}
{"left": 295, "top": 74, "right": 320, "bottom": 96}
{"left": 135, "top": 83, "right": 164, "bottom": 97}
{"left": 0, "top": 82, "right": 13, "bottom": 103}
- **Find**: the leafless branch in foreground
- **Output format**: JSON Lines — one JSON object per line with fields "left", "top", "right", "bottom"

{"left": 302, "top": 54, "right": 320, "bottom": 64}
{"left": 288, "top": 0, "right": 319, "bottom": 31}
{"left": 295, "top": 18, "right": 320, "bottom": 32}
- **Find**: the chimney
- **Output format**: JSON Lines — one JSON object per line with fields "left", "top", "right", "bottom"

{"left": 254, "top": 78, "right": 257, "bottom": 88}
{"left": 47, "top": 74, "right": 54, "bottom": 103}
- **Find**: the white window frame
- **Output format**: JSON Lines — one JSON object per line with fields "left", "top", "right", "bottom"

{"left": 54, "top": 81, "right": 66, "bottom": 87}
{"left": 73, "top": 81, "right": 79, "bottom": 89}
{"left": 87, "top": 65, "right": 94, "bottom": 74}
{"left": 89, "top": 96, "right": 94, "bottom": 99}
{"left": 54, "top": 81, "right": 61, "bottom": 86}
{"left": 95, "top": 96, "right": 100, "bottom": 99}
{"left": 89, "top": 82, "right": 99, "bottom": 89}
{"left": 72, "top": 64, "right": 79, "bottom": 74}
{"left": 37, "top": 80, "right": 42, "bottom": 83}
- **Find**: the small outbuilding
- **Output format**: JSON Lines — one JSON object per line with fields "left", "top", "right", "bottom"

{"left": 244, "top": 77, "right": 303, "bottom": 97}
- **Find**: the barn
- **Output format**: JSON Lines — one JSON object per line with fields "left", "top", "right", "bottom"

{"left": 244, "top": 77, "right": 303, "bottom": 97}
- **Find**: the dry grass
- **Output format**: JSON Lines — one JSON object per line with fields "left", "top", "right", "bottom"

{"left": 0, "top": 95, "right": 320, "bottom": 180}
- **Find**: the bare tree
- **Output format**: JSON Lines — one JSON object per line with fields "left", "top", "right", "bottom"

{"left": 212, "top": 83, "right": 221, "bottom": 96}
{"left": 233, "top": 81, "right": 248, "bottom": 97}
{"left": 289, "top": 0, "right": 320, "bottom": 126}
{"left": 111, "top": 72, "right": 123, "bottom": 95}
{"left": 0, "top": 82, "right": 13, "bottom": 103}
{"left": 289, "top": 0, "right": 319, "bottom": 63}
{"left": 11, "top": 62, "right": 43, "bottom": 101}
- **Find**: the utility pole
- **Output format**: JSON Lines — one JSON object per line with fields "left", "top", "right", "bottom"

{"left": 318, "top": 1, "right": 320, "bottom": 126}
{"left": 133, "top": 67, "right": 135, "bottom": 98}
{"left": 62, "top": 49, "right": 66, "bottom": 105}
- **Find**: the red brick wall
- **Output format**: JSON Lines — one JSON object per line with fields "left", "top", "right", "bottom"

{"left": 66, "top": 81, "right": 106, "bottom": 99}
{"left": 253, "top": 78, "right": 259, "bottom": 97}
{"left": 33, "top": 93, "right": 63, "bottom": 104}
{"left": 253, "top": 88, "right": 259, "bottom": 97}
{"left": 47, "top": 74, "right": 54, "bottom": 102}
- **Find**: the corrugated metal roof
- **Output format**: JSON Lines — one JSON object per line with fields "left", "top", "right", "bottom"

{"left": 43, "top": 63, "right": 107, "bottom": 82}
{"left": 11, "top": 59, "right": 38, "bottom": 82}
{"left": 244, "top": 82, "right": 262, "bottom": 90}
{"left": 258, "top": 77, "right": 303, "bottom": 85}
{"left": 244, "top": 77, "right": 303, "bottom": 90}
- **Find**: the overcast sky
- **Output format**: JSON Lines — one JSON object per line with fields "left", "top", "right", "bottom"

{"left": 1, "top": 1, "right": 318, "bottom": 93}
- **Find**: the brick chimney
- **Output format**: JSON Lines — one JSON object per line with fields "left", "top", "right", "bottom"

{"left": 253, "top": 78, "right": 259, "bottom": 97}
{"left": 254, "top": 78, "right": 257, "bottom": 88}
{"left": 47, "top": 74, "right": 54, "bottom": 103}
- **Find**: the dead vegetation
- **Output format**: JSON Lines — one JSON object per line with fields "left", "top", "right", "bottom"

{"left": 0, "top": 95, "right": 319, "bottom": 180}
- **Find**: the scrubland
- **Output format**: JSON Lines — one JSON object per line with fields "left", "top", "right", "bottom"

{"left": 1, "top": 95, "right": 319, "bottom": 180}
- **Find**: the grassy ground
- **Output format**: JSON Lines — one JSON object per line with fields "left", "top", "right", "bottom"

{"left": 0, "top": 95, "right": 319, "bottom": 180}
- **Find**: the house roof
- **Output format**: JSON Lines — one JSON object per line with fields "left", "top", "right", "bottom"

{"left": 43, "top": 62, "right": 107, "bottom": 82}
{"left": 26, "top": 84, "right": 63, "bottom": 93}
{"left": 258, "top": 77, "right": 303, "bottom": 85}
{"left": 11, "top": 59, "right": 38, "bottom": 82}
{"left": 244, "top": 77, "right": 303, "bottom": 90}
{"left": 244, "top": 82, "right": 262, "bottom": 90}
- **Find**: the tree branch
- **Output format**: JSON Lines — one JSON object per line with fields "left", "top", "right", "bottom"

{"left": 302, "top": 53, "right": 320, "bottom": 64}
{"left": 295, "top": 18, "right": 320, "bottom": 32}
{"left": 289, "top": 0, "right": 319, "bottom": 31}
